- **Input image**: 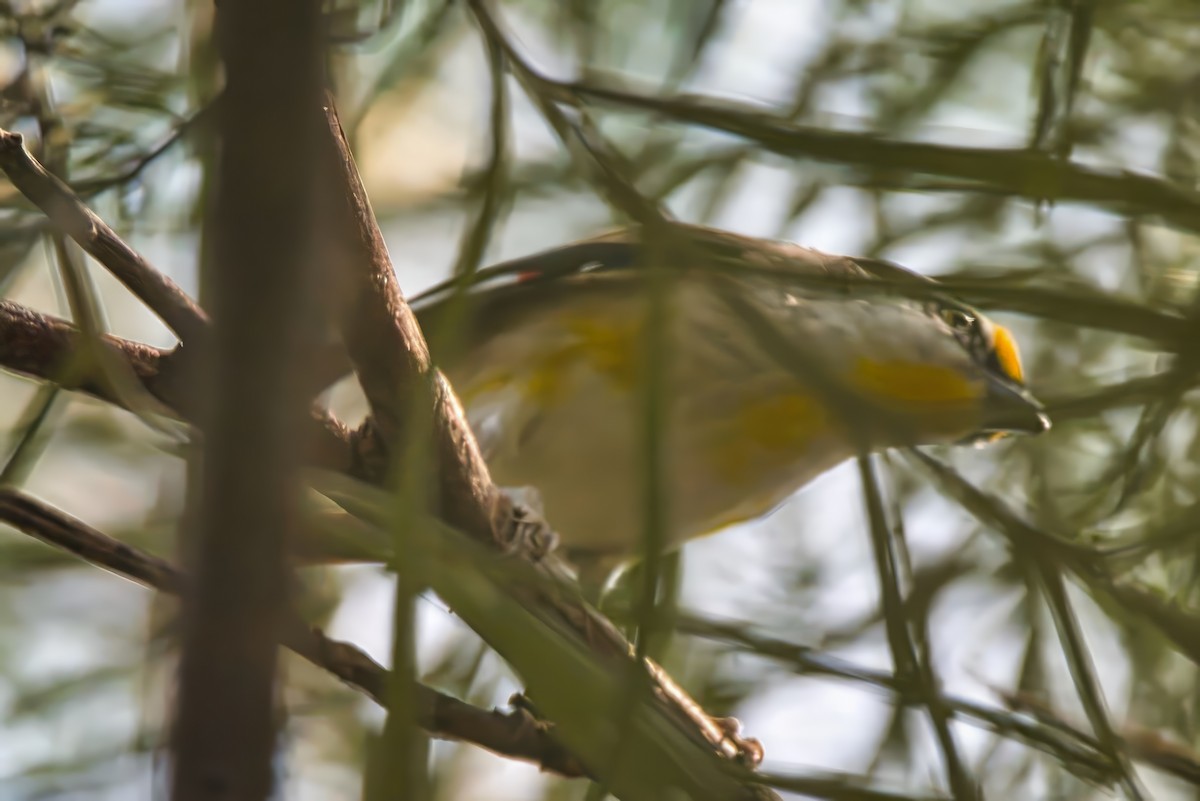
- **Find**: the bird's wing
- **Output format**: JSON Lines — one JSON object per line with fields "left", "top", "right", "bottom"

{"left": 409, "top": 223, "right": 918, "bottom": 308}
{"left": 409, "top": 223, "right": 936, "bottom": 348}
{"left": 408, "top": 226, "right": 956, "bottom": 461}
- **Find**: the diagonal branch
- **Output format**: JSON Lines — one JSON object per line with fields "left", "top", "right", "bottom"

{"left": 0, "top": 298, "right": 174, "bottom": 408}
{"left": 315, "top": 91, "right": 767, "bottom": 800}
{"left": 455, "top": 13, "right": 1200, "bottom": 239}
{"left": 0, "top": 130, "right": 209, "bottom": 344}
{"left": 316, "top": 99, "right": 504, "bottom": 541}
{"left": 543, "top": 80, "right": 1200, "bottom": 235}
{"left": 0, "top": 487, "right": 589, "bottom": 778}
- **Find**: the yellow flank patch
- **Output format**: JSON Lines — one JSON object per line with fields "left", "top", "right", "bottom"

{"left": 991, "top": 325, "right": 1024, "bottom": 384}
{"left": 742, "top": 393, "right": 825, "bottom": 446}
{"left": 519, "top": 315, "right": 643, "bottom": 405}
{"left": 711, "top": 392, "right": 825, "bottom": 484}
{"left": 524, "top": 346, "right": 576, "bottom": 403}
{"left": 458, "top": 370, "right": 515, "bottom": 404}
{"left": 851, "top": 358, "right": 981, "bottom": 405}
{"left": 568, "top": 317, "right": 642, "bottom": 389}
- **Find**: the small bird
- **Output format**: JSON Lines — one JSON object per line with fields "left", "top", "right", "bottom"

{"left": 412, "top": 224, "right": 1049, "bottom": 590}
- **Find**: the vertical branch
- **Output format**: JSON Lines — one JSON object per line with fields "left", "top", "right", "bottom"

{"left": 169, "top": 0, "right": 324, "bottom": 798}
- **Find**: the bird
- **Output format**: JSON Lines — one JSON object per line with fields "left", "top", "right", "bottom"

{"left": 409, "top": 223, "right": 1049, "bottom": 592}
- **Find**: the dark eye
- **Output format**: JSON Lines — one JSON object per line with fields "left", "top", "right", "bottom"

{"left": 940, "top": 307, "right": 976, "bottom": 332}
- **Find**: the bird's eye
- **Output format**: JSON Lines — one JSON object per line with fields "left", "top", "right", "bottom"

{"left": 940, "top": 307, "right": 976, "bottom": 332}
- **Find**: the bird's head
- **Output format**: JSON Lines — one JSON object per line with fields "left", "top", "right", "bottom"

{"left": 833, "top": 295, "right": 1049, "bottom": 447}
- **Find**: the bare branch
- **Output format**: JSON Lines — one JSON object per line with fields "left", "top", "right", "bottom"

{"left": 317, "top": 99, "right": 506, "bottom": 540}
{"left": 0, "top": 299, "right": 359, "bottom": 479}
{"left": 0, "top": 298, "right": 172, "bottom": 407}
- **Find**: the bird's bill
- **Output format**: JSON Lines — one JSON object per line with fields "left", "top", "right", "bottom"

{"left": 979, "top": 375, "right": 1050, "bottom": 435}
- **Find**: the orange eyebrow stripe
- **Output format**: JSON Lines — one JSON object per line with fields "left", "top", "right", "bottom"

{"left": 991, "top": 325, "right": 1024, "bottom": 384}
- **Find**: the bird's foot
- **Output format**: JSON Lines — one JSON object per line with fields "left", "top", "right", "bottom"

{"left": 713, "top": 716, "right": 765, "bottom": 767}
{"left": 500, "top": 487, "right": 558, "bottom": 562}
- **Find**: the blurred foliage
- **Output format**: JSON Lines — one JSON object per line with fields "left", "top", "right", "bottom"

{"left": 2, "top": 0, "right": 1200, "bottom": 799}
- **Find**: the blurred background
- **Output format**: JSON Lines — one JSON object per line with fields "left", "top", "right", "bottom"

{"left": 1, "top": 0, "right": 1198, "bottom": 798}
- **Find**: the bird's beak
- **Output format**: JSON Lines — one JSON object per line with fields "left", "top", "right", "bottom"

{"left": 980, "top": 375, "right": 1051, "bottom": 435}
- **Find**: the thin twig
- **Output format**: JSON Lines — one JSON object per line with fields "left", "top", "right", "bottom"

{"left": 856, "top": 457, "right": 977, "bottom": 801}
{"left": 74, "top": 103, "right": 217, "bottom": 200}
{"left": 907, "top": 451, "right": 1200, "bottom": 670}
{"left": 1034, "top": 565, "right": 1148, "bottom": 801}
{"left": 548, "top": 79, "right": 1200, "bottom": 235}
{"left": 659, "top": 610, "right": 1120, "bottom": 785}
{"left": 0, "top": 488, "right": 590, "bottom": 778}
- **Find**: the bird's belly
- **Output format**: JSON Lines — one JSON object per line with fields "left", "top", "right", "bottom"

{"left": 480, "top": 370, "right": 849, "bottom": 558}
